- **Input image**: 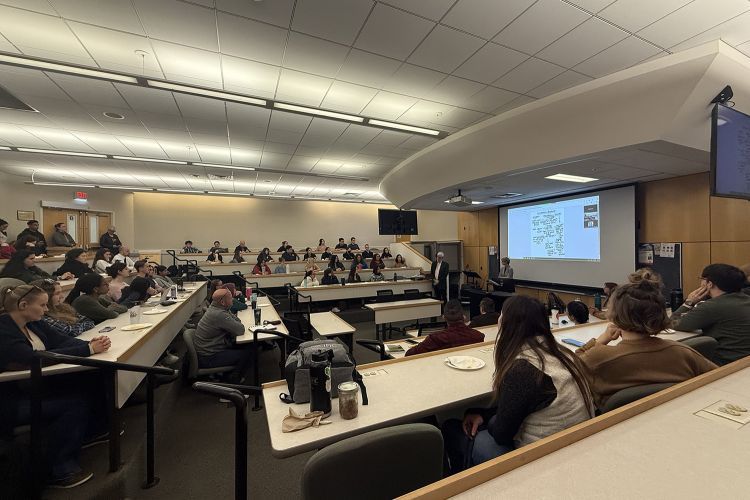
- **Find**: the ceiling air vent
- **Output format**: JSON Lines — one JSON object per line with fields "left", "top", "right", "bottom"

{"left": 0, "top": 84, "right": 35, "bottom": 112}
{"left": 491, "top": 193, "right": 523, "bottom": 199}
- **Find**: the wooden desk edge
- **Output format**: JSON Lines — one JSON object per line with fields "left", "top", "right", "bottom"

{"left": 365, "top": 299, "right": 442, "bottom": 311}
{"left": 397, "top": 355, "right": 750, "bottom": 500}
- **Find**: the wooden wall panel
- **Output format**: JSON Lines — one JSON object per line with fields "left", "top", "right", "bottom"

{"left": 681, "top": 242, "right": 711, "bottom": 291}
{"left": 710, "top": 242, "right": 750, "bottom": 268}
{"left": 637, "top": 173, "right": 709, "bottom": 243}
{"left": 457, "top": 212, "right": 479, "bottom": 246}
{"left": 463, "top": 245, "right": 481, "bottom": 275}
{"left": 710, "top": 197, "right": 750, "bottom": 242}
{"left": 477, "top": 208, "right": 498, "bottom": 247}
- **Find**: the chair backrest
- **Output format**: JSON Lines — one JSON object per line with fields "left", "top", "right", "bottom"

{"left": 681, "top": 336, "right": 718, "bottom": 362}
{"left": 283, "top": 311, "right": 312, "bottom": 341}
{"left": 403, "top": 288, "right": 421, "bottom": 301}
{"left": 376, "top": 289, "right": 393, "bottom": 296}
{"left": 301, "top": 423, "right": 443, "bottom": 500}
{"left": 376, "top": 289, "right": 394, "bottom": 303}
{"left": 602, "top": 382, "right": 674, "bottom": 413}
{"left": 0, "top": 277, "right": 24, "bottom": 290}
{"left": 182, "top": 329, "right": 199, "bottom": 379}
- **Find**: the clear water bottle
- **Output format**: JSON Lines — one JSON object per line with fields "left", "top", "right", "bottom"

{"left": 594, "top": 293, "right": 602, "bottom": 310}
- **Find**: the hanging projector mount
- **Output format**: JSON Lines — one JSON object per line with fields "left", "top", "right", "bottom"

{"left": 448, "top": 189, "right": 472, "bottom": 208}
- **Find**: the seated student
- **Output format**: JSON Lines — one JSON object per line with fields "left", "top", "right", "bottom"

{"left": 320, "top": 247, "right": 333, "bottom": 261}
{"left": 17, "top": 220, "right": 47, "bottom": 255}
{"left": 260, "top": 247, "right": 273, "bottom": 263}
{"left": 209, "top": 241, "right": 227, "bottom": 254}
{"left": 405, "top": 300, "right": 485, "bottom": 357}
{"left": 361, "top": 244, "right": 374, "bottom": 259}
{"left": 577, "top": 280, "right": 717, "bottom": 409}
{"left": 273, "top": 258, "right": 287, "bottom": 274}
{"left": 442, "top": 295, "right": 594, "bottom": 473}
{"left": 93, "top": 247, "right": 113, "bottom": 273}
{"left": 134, "top": 260, "right": 159, "bottom": 295}
{"left": 0, "top": 284, "right": 111, "bottom": 488}
{"left": 347, "top": 267, "right": 362, "bottom": 283}
{"left": 369, "top": 253, "right": 385, "bottom": 270}
{"left": 348, "top": 237, "right": 359, "bottom": 250}
{"left": 369, "top": 266, "right": 385, "bottom": 282}
{"left": 321, "top": 268, "right": 339, "bottom": 285}
{"left": 54, "top": 248, "right": 93, "bottom": 278}
{"left": 111, "top": 246, "right": 135, "bottom": 270}
{"left": 234, "top": 240, "right": 250, "bottom": 254}
{"left": 316, "top": 239, "right": 327, "bottom": 252}
{"left": 341, "top": 248, "right": 355, "bottom": 260}
{"left": 181, "top": 240, "right": 201, "bottom": 253}
{"left": 281, "top": 245, "right": 299, "bottom": 261}
{"left": 0, "top": 250, "right": 65, "bottom": 283}
{"left": 193, "top": 288, "right": 252, "bottom": 382}
{"left": 99, "top": 225, "right": 122, "bottom": 253}
{"left": 328, "top": 254, "right": 345, "bottom": 271}
{"left": 206, "top": 249, "right": 224, "bottom": 263}
{"left": 230, "top": 249, "right": 246, "bottom": 264}
{"left": 153, "top": 265, "right": 175, "bottom": 290}
{"left": 334, "top": 238, "right": 348, "bottom": 250}
{"left": 300, "top": 270, "right": 319, "bottom": 287}
{"left": 0, "top": 218, "right": 7, "bottom": 237}
{"left": 302, "top": 247, "right": 316, "bottom": 260}
{"left": 566, "top": 300, "right": 589, "bottom": 325}
{"left": 32, "top": 279, "right": 95, "bottom": 337}
{"left": 381, "top": 247, "right": 392, "bottom": 258}
{"left": 14, "top": 234, "right": 38, "bottom": 252}
{"left": 589, "top": 281, "right": 617, "bottom": 320}
{"left": 118, "top": 277, "right": 152, "bottom": 309}
{"left": 277, "top": 240, "right": 289, "bottom": 252}
{"left": 671, "top": 263, "right": 750, "bottom": 365}
{"left": 106, "top": 262, "right": 130, "bottom": 302}
{"left": 252, "top": 255, "right": 272, "bottom": 275}
{"left": 469, "top": 297, "right": 500, "bottom": 328}
{"left": 66, "top": 274, "right": 128, "bottom": 323}
{"left": 351, "top": 253, "right": 367, "bottom": 269}
{"left": 304, "top": 257, "right": 320, "bottom": 272}
{"left": 50, "top": 222, "right": 76, "bottom": 247}
{"left": 393, "top": 254, "right": 407, "bottom": 268}
{"left": 0, "top": 232, "right": 15, "bottom": 259}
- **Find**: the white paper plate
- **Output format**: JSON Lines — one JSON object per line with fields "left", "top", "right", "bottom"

{"left": 257, "top": 303, "right": 271, "bottom": 307}
{"left": 142, "top": 309, "right": 168, "bottom": 315}
{"left": 445, "top": 356, "right": 485, "bottom": 371}
{"left": 121, "top": 323, "right": 154, "bottom": 331}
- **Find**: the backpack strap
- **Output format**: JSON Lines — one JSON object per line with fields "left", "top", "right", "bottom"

{"left": 352, "top": 369, "right": 368, "bottom": 406}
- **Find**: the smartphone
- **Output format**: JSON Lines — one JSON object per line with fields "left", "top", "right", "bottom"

{"left": 561, "top": 338, "right": 584, "bottom": 347}
{"left": 99, "top": 326, "right": 115, "bottom": 333}
{"left": 404, "top": 338, "right": 419, "bottom": 345}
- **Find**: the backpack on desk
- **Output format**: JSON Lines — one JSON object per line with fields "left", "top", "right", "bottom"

{"left": 280, "top": 339, "right": 368, "bottom": 405}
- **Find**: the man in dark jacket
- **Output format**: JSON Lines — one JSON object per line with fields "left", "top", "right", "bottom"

{"left": 16, "top": 220, "right": 47, "bottom": 255}
{"left": 430, "top": 251, "right": 450, "bottom": 303}
{"left": 405, "top": 300, "right": 484, "bottom": 356}
{"left": 469, "top": 297, "right": 501, "bottom": 328}
{"left": 99, "top": 225, "right": 122, "bottom": 253}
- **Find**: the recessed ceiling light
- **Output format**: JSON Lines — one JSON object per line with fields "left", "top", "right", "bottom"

{"left": 471, "top": 201, "right": 484, "bottom": 205}
{"left": 273, "top": 102, "right": 364, "bottom": 123}
{"left": 545, "top": 173, "right": 598, "bottom": 183}
{"left": 146, "top": 80, "right": 267, "bottom": 106}
{"left": 207, "top": 191, "right": 251, "bottom": 196}
{"left": 17, "top": 147, "right": 107, "bottom": 158}
{"left": 0, "top": 146, "right": 11, "bottom": 150}
{"left": 0, "top": 53, "right": 139, "bottom": 84}
{"left": 264, "top": 180, "right": 272, "bottom": 183}
{"left": 158, "top": 188, "right": 205, "bottom": 194}
{"left": 367, "top": 119, "right": 440, "bottom": 136}
{"left": 491, "top": 193, "right": 523, "bottom": 199}
{"left": 193, "top": 162, "right": 255, "bottom": 171}
{"left": 112, "top": 156, "right": 187, "bottom": 165}
{"left": 103, "top": 111, "right": 125, "bottom": 120}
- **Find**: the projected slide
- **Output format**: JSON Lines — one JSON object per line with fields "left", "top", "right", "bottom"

{"left": 508, "top": 195, "right": 600, "bottom": 261}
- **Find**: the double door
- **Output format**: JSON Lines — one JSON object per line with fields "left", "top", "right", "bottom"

{"left": 42, "top": 208, "right": 111, "bottom": 249}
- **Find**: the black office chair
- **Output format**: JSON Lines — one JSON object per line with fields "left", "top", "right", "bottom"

{"left": 681, "top": 336, "right": 718, "bottom": 362}
{"left": 403, "top": 288, "right": 421, "bottom": 301}
{"left": 356, "top": 339, "right": 389, "bottom": 361}
{"left": 283, "top": 311, "right": 312, "bottom": 342}
{"left": 601, "top": 383, "right": 675, "bottom": 413}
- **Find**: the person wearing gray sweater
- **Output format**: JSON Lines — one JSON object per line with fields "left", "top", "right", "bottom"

{"left": 194, "top": 288, "right": 252, "bottom": 379}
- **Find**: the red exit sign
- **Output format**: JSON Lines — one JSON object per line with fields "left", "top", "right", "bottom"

{"left": 75, "top": 191, "right": 88, "bottom": 200}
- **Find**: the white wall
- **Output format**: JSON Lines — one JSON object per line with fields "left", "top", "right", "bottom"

{"left": 412, "top": 209, "right": 459, "bottom": 242}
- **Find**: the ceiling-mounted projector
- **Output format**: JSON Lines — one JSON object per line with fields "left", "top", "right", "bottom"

{"left": 448, "top": 189, "right": 472, "bottom": 207}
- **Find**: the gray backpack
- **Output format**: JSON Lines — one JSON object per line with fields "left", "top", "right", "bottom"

{"left": 281, "top": 339, "right": 358, "bottom": 404}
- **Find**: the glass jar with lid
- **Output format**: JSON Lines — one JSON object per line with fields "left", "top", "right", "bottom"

{"left": 337, "top": 381, "right": 359, "bottom": 420}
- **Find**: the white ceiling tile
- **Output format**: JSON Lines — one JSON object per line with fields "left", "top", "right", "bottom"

{"left": 398, "top": 100, "right": 454, "bottom": 124}
{"left": 275, "top": 69, "right": 332, "bottom": 106}
{"left": 227, "top": 102, "right": 271, "bottom": 129}
{"left": 221, "top": 56, "right": 279, "bottom": 98}
{"left": 260, "top": 151, "right": 292, "bottom": 168}
{"left": 462, "top": 85, "right": 520, "bottom": 112}
{"left": 407, "top": 25, "right": 484, "bottom": 73}
{"left": 574, "top": 36, "right": 663, "bottom": 78}
{"left": 380, "top": 0, "right": 455, "bottom": 21}
{"left": 151, "top": 40, "right": 223, "bottom": 86}
{"left": 267, "top": 128, "right": 304, "bottom": 145}
{"left": 292, "top": 0, "right": 374, "bottom": 45}
{"left": 216, "top": 0, "right": 294, "bottom": 28}
{"left": 669, "top": 11, "right": 750, "bottom": 52}
{"left": 0, "top": 0, "right": 57, "bottom": 15}
{"left": 283, "top": 32, "right": 350, "bottom": 78}
{"left": 0, "top": 6, "right": 93, "bottom": 65}
{"left": 48, "top": 0, "right": 144, "bottom": 34}
{"left": 337, "top": 124, "right": 381, "bottom": 145}
{"left": 598, "top": 0, "right": 693, "bottom": 33}
{"left": 117, "top": 137, "right": 168, "bottom": 157}
{"left": 263, "top": 141, "right": 298, "bottom": 154}
{"left": 493, "top": 0, "right": 590, "bottom": 54}
{"left": 134, "top": 0, "right": 218, "bottom": 51}
{"left": 303, "top": 118, "right": 348, "bottom": 141}
{"left": 491, "top": 93, "right": 533, "bottom": 114}
{"left": 173, "top": 93, "right": 227, "bottom": 121}
{"left": 269, "top": 110, "right": 313, "bottom": 132}
{"left": 536, "top": 17, "right": 628, "bottom": 68}
{"left": 737, "top": 40, "right": 750, "bottom": 57}
{"left": 0, "top": 66, "right": 69, "bottom": 99}
{"left": 148, "top": 128, "right": 193, "bottom": 142}
{"left": 336, "top": 49, "right": 401, "bottom": 88}
{"left": 443, "top": 0, "right": 536, "bottom": 39}
{"left": 320, "top": 81, "right": 378, "bottom": 114}
{"left": 0, "top": 108, "right": 56, "bottom": 128}
{"left": 369, "top": 129, "right": 412, "bottom": 146}
{"left": 67, "top": 23, "right": 164, "bottom": 77}
{"left": 355, "top": 3, "right": 435, "bottom": 60}
{"left": 47, "top": 74, "right": 127, "bottom": 107}
{"left": 526, "top": 70, "right": 593, "bottom": 98}
{"left": 98, "top": 119, "right": 150, "bottom": 136}
{"left": 637, "top": 0, "right": 750, "bottom": 49}
{"left": 115, "top": 84, "right": 181, "bottom": 114}
{"left": 136, "top": 111, "right": 187, "bottom": 131}
{"left": 399, "top": 135, "right": 439, "bottom": 150}
{"left": 191, "top": 133, "right": 229, "bottom": 147}
{"left": 436, "top": 108, "right": 487, "bottom": 128}
{"left": 0, "top": 35, "right": 19, "bottom": 53}
{"left": 158, "top": 141, "right": 198, "bottom": 160}
{"left": 493, "top": 57, "right": 566, "bottom": 94}
{"left": 43, "top": 113, "right": 107, "bottom": 133}
{"left": 218, "top": 12, "right": 288, "bottom": 65}
{"left": 23, "top": 126, "right": 94, "bottom": 150}
{"left": 427, "top": 76, "right": 484, "bottom": 107}
{"left": 196, "top": 144, "right": 231, "bottom": 163}
{"left": 453, "top": 42, "right": 528, "bottom": 84}
{"left": 360, "top": 91, "right": 419, "bottom": 120}
{"left": 230, "top": 148, "right": 262, "bottom": 165}
{"left": 566, "top": 0, "right": 616, "bottom": 13}
{"left": 287, "top": 155, "right": 319, "bottom": 172}
{"left": 184, "top": 118, "right": 227, "bottom": 135}
{"left": 381, "top": 64, "right": 445, "bottom": 97}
